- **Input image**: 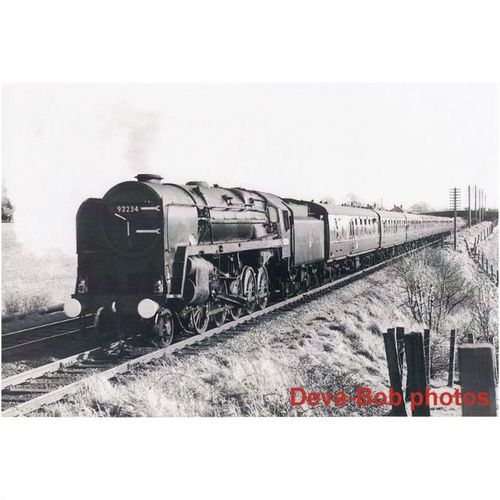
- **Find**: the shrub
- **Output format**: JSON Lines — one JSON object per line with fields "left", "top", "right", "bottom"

{"left": 3, "top": 291, "right": 50, "bottom": 315}
{"left": 2, "top": 185, "right": 14, "bottom": 222}
{"left": 392, "top": 249, "right": 473, "bottom": 333}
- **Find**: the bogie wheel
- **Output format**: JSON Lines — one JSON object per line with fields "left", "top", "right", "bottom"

{"left": 302, "top": 272, "right": 311, "bottom": 292}
{"left": 189, "top": 305, "right": 210, "bottom": 334}
{"left": 256, "top": 266, "right": 270, "bottom": 310}
{"left": 241, "top": 266, "right": 257, "bottom": 314}
{"left": 153, "top": 310, "right": 174, "bottom": 347}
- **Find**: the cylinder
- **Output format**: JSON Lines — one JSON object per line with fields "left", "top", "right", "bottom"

{"left": 184, "top": 256, "right": 214, "bottom": 304}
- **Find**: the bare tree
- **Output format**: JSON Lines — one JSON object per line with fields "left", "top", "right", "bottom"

{"left": 409, "top": 201, "right": 433, "bottom": 213}
{"left": 344, "top": 193, "right": 364, "bottom": 207}
{"left": 469, "top": 282, "right": 497, "bottom": 343}
{"left": 319, "top": 196, "right": 336, "bottom": 206}
{"left": 392, "top": 249, "right": 473, "bottom": 333}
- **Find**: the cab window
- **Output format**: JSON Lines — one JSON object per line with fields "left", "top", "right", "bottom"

{"left": 282, "top": 210, "right": 290, "bottom": 231}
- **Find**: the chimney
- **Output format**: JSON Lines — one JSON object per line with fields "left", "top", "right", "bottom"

{"left": 135, "top": 174, "right": 163, "bottom": 184}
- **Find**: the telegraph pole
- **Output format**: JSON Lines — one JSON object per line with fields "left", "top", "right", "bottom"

{"left": 449, "top": 187, "right": 461, "bottom": 251}
{"left": 468, "top": 185, "right": 471, "bottom": 227}
{"left": 474, "top": 185, "right": 478, "bottom": 223}
{"left": 479, "top": 189, "right": 483, "bottom": 222}
{"left": 479, "top": 189, "right": 482, "bottom": 222}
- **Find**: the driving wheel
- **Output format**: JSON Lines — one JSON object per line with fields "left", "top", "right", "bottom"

{"left": 241, "top": 266, "right": 257, "bottom": 314}
{"left": 189, "top": 304, "right": 210, "bottom": 334}
{"left": 256, "top": 266, "right": 270, "bottom": 310}
{"left": 228, "top": 278, "right": 243, "bottom": 321}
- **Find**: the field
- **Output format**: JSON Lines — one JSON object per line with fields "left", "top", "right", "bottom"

{"left": 1, "top": 224, "right": 76, "bottom": 313}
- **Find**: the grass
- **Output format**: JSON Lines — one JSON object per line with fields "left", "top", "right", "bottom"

{"left": 2, "top": 224, "right": 75, "bottom": 314}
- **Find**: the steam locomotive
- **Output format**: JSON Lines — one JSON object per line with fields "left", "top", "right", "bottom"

{"left": 64, "top": 174, "right": 453, "bottom": 345}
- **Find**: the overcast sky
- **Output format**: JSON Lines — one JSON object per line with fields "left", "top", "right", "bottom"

{"left": 2, "top": 83, "right": 497, "bottom": 254}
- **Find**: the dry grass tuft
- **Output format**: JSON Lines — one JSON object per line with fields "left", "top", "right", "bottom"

{"left": 3, "top": 291, "right": 50, "bottom": 314}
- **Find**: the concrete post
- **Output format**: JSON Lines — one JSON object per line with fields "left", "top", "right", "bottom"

{"left": 458, "top": 344, "right": 497, "bottom": 416}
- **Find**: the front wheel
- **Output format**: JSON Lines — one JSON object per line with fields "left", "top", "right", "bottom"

{"left": 152, "top": 310, "right": 174, "bottom": 347}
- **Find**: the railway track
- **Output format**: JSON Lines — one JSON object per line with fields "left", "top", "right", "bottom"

{"left": 1, "top": 315, "right": 95, "bottom": 352}
{"left": 1, "top": 238, "right": 442, "bottom": 417}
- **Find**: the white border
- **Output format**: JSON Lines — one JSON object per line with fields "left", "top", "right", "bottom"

{"left": 1, "top": 1, "right": 499, "bottom": 499}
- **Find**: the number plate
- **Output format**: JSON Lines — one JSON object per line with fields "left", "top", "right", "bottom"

{"left": 116, "top": 205, "right": 139, "bottom": 213}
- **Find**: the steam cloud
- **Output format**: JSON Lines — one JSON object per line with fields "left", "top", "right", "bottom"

{"left": 107, "top": 103, "right": 163, "bottom": 173}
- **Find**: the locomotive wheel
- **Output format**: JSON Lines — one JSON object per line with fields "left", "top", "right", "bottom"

{"left": 241, "top": 266, "right": 257, "bottom": 314}
{"left": 256, "top": 266, "right": 269, "bottom": 310}
{"left": 189, "top": 305, "right": 210, "bottom": 334}
{"left": 211, "top": 280, "right": 228, "bottom": 327}
{"left": 302, "top": 273, "right": 311, "bottom": 292}
{"left": 153, "top": 310, "right": 174, "bottom": 347}
{"left": 211, "top": 303, "right": 227, "bottom": 327}
{"left": 228, "top": 279, "right": 243, "bottom": 321}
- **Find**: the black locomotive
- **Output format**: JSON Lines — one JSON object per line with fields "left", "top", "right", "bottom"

{"left": 64, "top": 174, "right": 453, "bottom": 345}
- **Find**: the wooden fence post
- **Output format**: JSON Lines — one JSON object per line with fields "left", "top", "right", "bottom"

{"left": 396, "top": 326, "right": 410, "bottom": 402}
{"left": 383, "top": 328, "right": 407, "bottom": 416}
{"left": 490, "top": 264, "right": 494, "bottom": 279}
{"left": 458, "top": 344, "right": 497, "bottom": 416}
{"left": 404, "top": 332, "right": 430, "bottom": 416}
{"left": 395, "top": 326, "right": 405, "bottom": 371}
{"left": 448, "top": 330, "right": 456, "bottom": 387}
{"left": 423, "top": 329, "right": 431, "bottom": 385}
{"left": 481, "top": 254, "right": 484, "bottom": 269}
{"left": 496, "top": 270, "right": 499, "bottom": 287}
{"left": 485, "top": 258, "right": 489, "bottom": 273}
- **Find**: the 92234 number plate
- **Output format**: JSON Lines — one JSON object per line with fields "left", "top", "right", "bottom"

{"left": 116, "top": 205, "right": 139, "bottom": 213}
